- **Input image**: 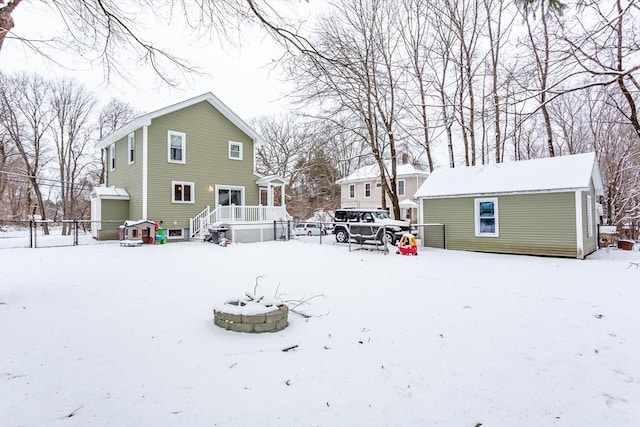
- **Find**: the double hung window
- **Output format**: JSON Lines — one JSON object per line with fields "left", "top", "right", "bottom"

{"left": 172, "top": 181, "right": 194, "bottom": 203}
{"left": 229, "top": 141, "right": 243, "bottom": 160}
{"left": 128, "top": 133, "right": 135, "bottom": 164}
{"left": 475, "top": 198, "right": 499, "bottom": 237}
{"left": 168, "top": 131, "right": 186, "bottom": 163}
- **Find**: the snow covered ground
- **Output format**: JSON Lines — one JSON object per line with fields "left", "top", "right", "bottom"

{"left": 1, "top": 236, "right": 639, "bottom": 426}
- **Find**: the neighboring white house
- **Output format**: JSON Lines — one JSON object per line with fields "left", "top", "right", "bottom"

{"left": 336, "top": 156, "right": 429, "bottom": 222}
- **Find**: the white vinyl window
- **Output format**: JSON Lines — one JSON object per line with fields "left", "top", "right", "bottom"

{"left": 128, "top": 133, "right": 135, "bottom": 164}
{"left": 475, "top": 197, "right": 499, "bottom": 237}
{"left": 172, "top": 181, "right": 194, "bottom": 203}
{"left": 349, "top": 184, "right": 355, "bottom": 199}
{"left": 168, "top": 131, "right": 186, "bottom": 163}
{"left": 229, "top": 141, "right": 243, "bottom": 160}
{"left": 398, "top": 179, "right": 406, "bottom": 196}
{"left": 586, "top": 194, "right": 593, "bottom": 238}
{"left": 364, "top": 182, "right": 371, "bottom": 198}
{"left": 109, "top": 144, "right": 116, "bottom": 171}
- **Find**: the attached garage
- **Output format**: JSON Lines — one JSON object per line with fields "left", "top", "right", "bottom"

{"left": 415, "top": 153, "right": 604, "bottom": 259}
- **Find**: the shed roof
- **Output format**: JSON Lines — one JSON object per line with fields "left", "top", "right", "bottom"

{"left": 95, "top": 92, "right": 264, "bottom": 149}
{"left": 336, "top": 162, "right": 428, "bottom": 184}
{"left": 415, "top": 152, "right": 603, "bottom": 198}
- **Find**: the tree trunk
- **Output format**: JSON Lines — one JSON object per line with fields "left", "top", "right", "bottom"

{"left": 0, "top": 1, "right": 21, "bottom": 51}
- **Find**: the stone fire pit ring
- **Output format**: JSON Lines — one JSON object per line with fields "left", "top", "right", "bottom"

{"left": 213, "top": 299, "right": 289, "bottom": 333}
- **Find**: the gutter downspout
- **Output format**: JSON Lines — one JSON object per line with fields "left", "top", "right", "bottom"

{"left": 142, "top": 125, "right": 148, "bottom": 219}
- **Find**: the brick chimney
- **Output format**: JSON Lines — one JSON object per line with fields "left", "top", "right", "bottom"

{"left": 402, "top": 153, "right": 409, "bottom": 165}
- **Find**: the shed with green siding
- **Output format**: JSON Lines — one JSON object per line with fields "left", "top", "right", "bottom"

{"left": 414, "top": 153, "right": 604, "bottom": 259}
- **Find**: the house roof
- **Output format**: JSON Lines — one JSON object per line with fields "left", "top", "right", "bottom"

{"left": 336, "top": 162, "right": 428, "bottom": 184}
{"left": 415, "top": 152, "right": 604, "bottom": 199}
{"left": 95, "top": 92, "right": 265, "bottom": 149}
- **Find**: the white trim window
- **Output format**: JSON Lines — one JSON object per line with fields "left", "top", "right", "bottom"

{"left": 586, "top": 194, "right": 593, "bottom": 238}
{"left": 364, "top": 182, "right": 371, "bottom": 198}
{"left": 172, "top": 181, "right": 194, "bottom": 203}
{"left": 128, "top": 133, "right": 135, "bottom": 164}
{"left": 398, "top": 179, "right": 405, "bottom": 196}
{"left": 109, "top": 144, "right": 116, "bottom": 171}
{"left": 349, "top": 184, "right": 355, "bottom": 199}
{"left": 229, "top": 141, "right": 243, "bottom": 160}
{"left": 168, "top": 131, "right": 186, "bottom": 163}
{"left": 475, "top": 197, "right": 499, "bottom": 237}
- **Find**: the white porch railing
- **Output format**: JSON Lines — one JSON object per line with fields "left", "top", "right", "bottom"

{"left": 189, "top": 205, "right": 291, "bottom": 239}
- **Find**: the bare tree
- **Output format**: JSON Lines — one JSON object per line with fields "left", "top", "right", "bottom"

{"left": 399, "top": 0, "right": 436, "bottom": 172}
{"left": 253, "top": 115, "right": 341, "bottom": 219}
{"left": 517, "top": 0, "right": 567, "bottom": 157}
{"left": 482, "top": 0, "right": 512, "bottom": 163}
{"left": 287, "top": 0, "right": 407, "bottom": 217}
{"left": 0, "top": 72, "right": 53, "bottom": 233}
{"left": 552, "top": 0, "right": 640, "bottom": 139}
{"left": 428, "top": 0, "right": 458, "bottom": 168}
{"left": 95, "top": 98, "right": 137, "bottom": 184}
{"left": 49, "top": 78, "right": 97, "bottom": 233}
{"left": 445, "top": 0, "right": 483, "bottom": 166}
{"left": 0, "top": 0, "right": 321, "bottom": 85}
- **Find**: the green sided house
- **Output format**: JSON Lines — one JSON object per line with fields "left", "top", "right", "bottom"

{"left": 415, "top": 152, "right": 603, "bottom": 259}
{"left": 91, "top": 92, "right": 290, "bottom": 243}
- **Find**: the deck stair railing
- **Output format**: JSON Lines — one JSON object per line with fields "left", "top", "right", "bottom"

{"left": 189, "top": 205, "right": 290, "bottom": 238}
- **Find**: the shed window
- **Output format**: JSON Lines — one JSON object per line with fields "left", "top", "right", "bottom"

{"left": 475, "top": 197, "right": 499, "bottom": 237}
{"left": 172, "top": 181, "right": 194, "bottom": 203}
{"left": 364, "top": 182, "right": 371, "bottom": 198}
{"left": 349, "top": 184, "right": 355, "bottom": 199}
{"left": 168, "top": 131, "right": 186, "bottom": 163}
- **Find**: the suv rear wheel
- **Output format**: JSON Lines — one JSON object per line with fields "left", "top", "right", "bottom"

{"left": 384, "top": 232, "right": 396, "bottom": 246}
{"left": 335, "top": 228, "right": 349, "bottom": 243}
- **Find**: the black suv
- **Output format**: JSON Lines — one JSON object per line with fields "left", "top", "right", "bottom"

{"left": 333, "top": 209, "right": 414, "bottom": 245}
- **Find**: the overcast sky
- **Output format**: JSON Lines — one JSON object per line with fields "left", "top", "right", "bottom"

{"left": 1, "top": 1, "right": 304, "bottom": 120}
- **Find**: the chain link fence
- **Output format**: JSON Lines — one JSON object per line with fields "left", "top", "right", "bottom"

{"left": 0, "top": 219, "right": 122, "bottom": 249}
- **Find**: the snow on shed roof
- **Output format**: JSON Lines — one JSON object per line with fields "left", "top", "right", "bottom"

{"left": 336, "top": 162, "right": 428, "bottom": 184}
{"left": 415, "top": 152, "right": 603, "bottom": 199}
